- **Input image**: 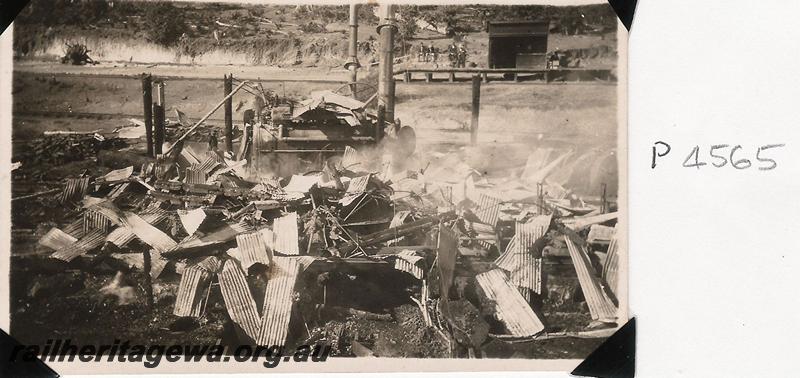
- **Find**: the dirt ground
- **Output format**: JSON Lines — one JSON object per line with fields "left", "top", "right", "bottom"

{"left": 9, "top": 62, "right": 617, "bottom": 360}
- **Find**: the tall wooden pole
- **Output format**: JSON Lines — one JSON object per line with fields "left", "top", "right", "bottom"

{"left": 153, "top": 80, "right": 166, "bottom": 155}
{"left": 224, "top": 74, "right": 233, "bottom": 153}
{"left": 142, "top": 249, "right": 154, "bottom": 309}
{"left": 141, "top": 74, "right": 154, "bottom": 157}
{"left": 376, "top": 104, "right": 385, "bottom": 141}
{"left": 377, "top": 4, "right": 396, "bottom": 126}
{"left": 347, "top": 3, "right": 360, "bottom": 97}
{"left": 470, "top": 75, "right": 481, "bottom": 145}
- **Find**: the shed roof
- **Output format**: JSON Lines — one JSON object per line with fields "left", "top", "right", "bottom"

{"left": 488, "top": 21, "right": 549, "bottom": 37}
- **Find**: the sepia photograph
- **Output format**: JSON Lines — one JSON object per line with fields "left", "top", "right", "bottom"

{"left": 5, "top": 0, "right": 626, "bottom": 372}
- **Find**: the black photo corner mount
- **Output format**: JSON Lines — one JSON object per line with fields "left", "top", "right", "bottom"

{"left": 0, "top": 0, "right": 31, "bottom": 35}
{"left": 607, "top": 0, "right": 638, "bottom": 31}
{"left": 571, "top": 317, "right": 636, "bottom": 378}
{"left": 0, "top": 328, "right": 60, "bottom": 377}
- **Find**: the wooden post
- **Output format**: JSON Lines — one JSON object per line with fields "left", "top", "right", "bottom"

{"left": 404, "top": 71, "right": 411, "bottom": 83}
{"left": 513, "top": 73, "right": 520, "bottom": 83}
{"left": 142, "top": 249, "right": 154, "bottom": 308}
{"left": 376, "top": 104, "right": 385, "bottom": 141}
{"left": 470, "top": 75, "right": 480, "bottom": 145}
{"left": 448, "top": 71, "right": 455, "bottom": 83}
{"left": 224, "top": 74, "right": 233, "bottom": 153}
{"left": 153, "top": 80, "right": 165, "bottom": 155}
{"left": 425, "top": 72, "right": 432, "bottom": 82}
{"left": 481, "top": 72, "right": 488, "bottom": 83}
{"left": 141, "top": 74, "right": 154, "bottom": 157}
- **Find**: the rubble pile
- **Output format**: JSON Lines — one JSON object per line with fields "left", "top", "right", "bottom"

{"left": 14, "top": 90, "right": 621, "bottom": 359}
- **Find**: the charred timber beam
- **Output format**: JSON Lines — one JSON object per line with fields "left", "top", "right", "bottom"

{"left": 339, "top": 211, "right": 456, "bottom": 255}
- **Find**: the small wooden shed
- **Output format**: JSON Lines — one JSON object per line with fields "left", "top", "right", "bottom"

{"left": 487, "top": 21, "right": 550, "bottom": 69}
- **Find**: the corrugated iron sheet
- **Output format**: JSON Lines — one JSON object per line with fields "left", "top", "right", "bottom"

{"left": 341, "top": 145, "right": 360, "bottom": 170}
{"left": 602, "top": 229, "right": 620, "bottom": 299}
{"left": 475, "top": 269, "right": 545, "bottom": 337}
{"left": 178, "top": 147, "right": 201, "bottom": 168}
{"left": 177, "top": 208, "right": 206, "bottom": 235}
{"left": 256, "top": 257, "right": 300, "bottom": 346}
{"left": 83, "top": 209, "right": 113, "bottom": 234}
{"left": 105, "top": 208, "right": 169, "bottom": 248}
{"left": 474, "top": 193, "right": 501, "bottom": 227}
{"left": 218, "top": 259, "right": 262, "bottom": 343}
{"left": 121, "top": 211, "right": 177, "bottom": 253}
{"left": 272, "top": 213, "right": 299, "bottom": 255}
{"left": 149, "top": 249, "right": 168, "bottom": 279}
{"left": 509, "top": 255, "right": 543, "bottom": 294}
{"left": 190, "top": 255, "right": 222, "bottom": 273}
{"left": 102, "top": 166, "right": 134, "bottom": 182}
{"left": 393, "top": 250, "right": 425, "bottom": 280}
{"left": 587, "top": 224, "right": 616, "bottom": 244}
{"left": 39, "top": 227, "right": 78, "bottom": 251}
{"left": 63, "top": 218, "right": 86, "bottom": 239}
{"left": 236, "top": 231, "right": 273, "bottom": 272}
{"left": 565, "top": 211, "right": 618, "bottom": 231}
{"left": 565, "top": 237, "right": 617, "bottom": 323}
{"left": 197, "top": 155, "right": 221, "bottom": 175}
{"left": 495, "top": 214, "right": 551, "bottom": 270}
{"left": 50, "top": 229, "right": 106, "bottom": 262}
{"left": 346, "top": 174, "right": 371, "bottom": 195}
{"left": 106, "top": 183, "right": 129, "bottom": 200}
{"left": 59, "top": 177, "right": 91, "bottom": 204}
{"left": 173, "top": 264, "right": 214, "bottom": 318}
{"left": 184, "top": 165, "right": 207, "bottom": 185}
{"left": 387, "top": 211, "right": 412, "bottom": 246}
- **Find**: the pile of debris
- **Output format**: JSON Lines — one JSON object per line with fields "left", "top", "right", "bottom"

{"left": 20, "top": 129, "right": 621, "bottom": 357}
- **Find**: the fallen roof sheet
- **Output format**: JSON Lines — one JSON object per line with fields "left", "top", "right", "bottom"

{"left": 587, "top": 224, "right": 616, "bottom": 244}
{"left": 63, "top": 217, "right": 86, "bottom": 239}
{"left": 272, "top": 213, "right": 299, "bottom": 255}
{"left": 495, "top": 214, "right": 551, "bottom": 270}
{"left": 121, "top": 211, "right": 177, "bottom": 253}
{"left": 102, "top": 166, "right": 134, "bottom": 182}
{"left": 106, "top": 182, "right": 130, "bottom": 200}
{"left": 50, "top": 229, "right": 106, "bottom": 262}
{"left": 105, "top": 208, "right": 170, "bottom": 248}
{"left": 173, "top": 263, "right": 214, "bottom": 318}
{"left": 256, "top": 257, "right": 301, "bottom": 346}
{"left": 218, "top": 259, "right": 262, "bottom": 343}
{"left": 184, "top": 165, "right": 208, "bottom": 185}
{"left": 475, "top": 269, "right": 545, "bottom": 337}
{"left": 565, "top": 211, "right": 618, "bottom": 231}
{"left": 60, "top": 177, "right": 91, "bottom": 204}
{"left": 149, "top": 250, "right": 169, "bottom": 279}
{"left": 83, "top": 208, "right": 114, "bottom": 234}
{"left": 392, "top": 250, "right": 425, "bottom": 280}
{"left": 473, "top": 193, "right": 501, "bottom": 227}
{"left": 39, "top": 228, "right": 78, "bottom": 251}
{"left": 565, "top": 237, "right": 617, "bottom": 323}
{"left": 236, "top": 231, "right": 273, "bottom": 272}
{"left": 177, "top": 208, "right": 206, "bottom": 235}
{"left": 283, "top": 175, "right": 319, "bottom": 194}
{"left": 341, "top": 146, "right": 360, "bottom": 170}
{"left": 602, "top": 229, "right": 620, "bottom": 299}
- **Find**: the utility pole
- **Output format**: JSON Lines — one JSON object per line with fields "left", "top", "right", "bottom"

{"left": 346, "top": 3, "right": 360, "bottom": 98}
{"left": 377, "top": 4, "right": 397, "bottom": 129}
{"left": 224, "top": 74, "right": 233, "bottom": 153}
{"left": 470, "top": 75, "right": 481, "bottom": 145}
{"left": 153, "top": 80, "right": 166, "bottom": 155}
{"left": 141, "top": 74, "right": 153, "bottom": 157}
